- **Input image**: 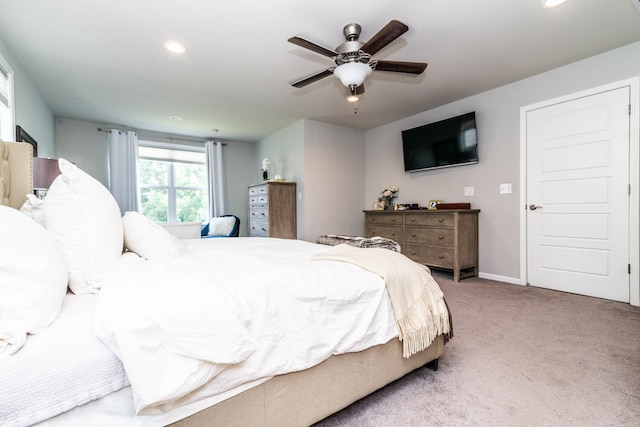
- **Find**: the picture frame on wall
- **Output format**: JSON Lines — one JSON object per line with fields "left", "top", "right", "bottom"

{"left": 372, "top": 201, "right": 385, "bottom": 210}
{"left": 16, "top": 125, "right": 38, "bottom": 157}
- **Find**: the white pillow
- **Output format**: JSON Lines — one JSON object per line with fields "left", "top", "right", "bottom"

{"left": 207, "top": 216, "right": 236, "bottom": 237}
{"left": 0, "top": 205, "right": 68, "bottom": 355}
{"left": 20, "top": 194, "right": 45, "bottom": 226}
{"left": 44, "top": 159, "right": 123, "bottom": 294}
{"left": 122, "top": 211, "right": 184, "bottom": 259}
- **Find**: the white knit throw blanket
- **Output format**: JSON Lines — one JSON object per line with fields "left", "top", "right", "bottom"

{"left": 312, "top": 244, "right": 451, "bottom": 358}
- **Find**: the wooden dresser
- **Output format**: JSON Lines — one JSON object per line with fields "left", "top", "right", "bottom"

{"left": 248, "top": 182, "right": 297, "bottom": 239}
{"left": 364, "top": 209, "right": 480, "bottom": 282}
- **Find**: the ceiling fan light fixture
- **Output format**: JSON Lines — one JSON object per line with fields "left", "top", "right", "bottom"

{"left": 347, "top": 85, "right": 359, "bottom": 102}
{"left": 333, "top": 62, "right": 372, "bottom": 88}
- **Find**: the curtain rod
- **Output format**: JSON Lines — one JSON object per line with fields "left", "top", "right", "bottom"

{"left": 97, "top": 128, "right": 227, "bottom": 145}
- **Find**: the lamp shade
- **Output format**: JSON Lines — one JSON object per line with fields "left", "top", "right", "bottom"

{"left": 333, "top": 62, "right": 372, "bottom": 88}
{"left": 33, "top": 158, "right": 61, "bottom": 190}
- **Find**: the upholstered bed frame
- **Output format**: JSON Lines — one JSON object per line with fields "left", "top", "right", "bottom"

{"left": 171, "top": 337, "right": 443, "bottom": 427}
{"left": 0, "top": 139, "right": 33, "bottom": 210}
{"left": 0, "top": 138, "right": 444, "bottom": 426}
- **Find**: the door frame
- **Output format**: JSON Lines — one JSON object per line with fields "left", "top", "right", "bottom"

{"left": 519, "top": 77, "right": 640, "bottom": 306}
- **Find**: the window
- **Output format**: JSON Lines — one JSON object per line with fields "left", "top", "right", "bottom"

{"left": 138, "top": 142, "right": 208, "bottom": 223}
{"left": 0, "top": 54, "right": 14, "bottom": 141}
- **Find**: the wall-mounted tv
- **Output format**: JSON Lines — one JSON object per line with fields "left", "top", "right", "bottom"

{"left": 402, "top": 111, "right": 478, "bottom": 172}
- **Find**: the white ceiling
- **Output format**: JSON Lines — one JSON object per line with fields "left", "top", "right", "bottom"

{"left": 0, "top": 0, "right": 639, "bottom": 142}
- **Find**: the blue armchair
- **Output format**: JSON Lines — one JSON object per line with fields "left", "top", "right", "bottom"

{"left": 201, "top": 215, "right": 240, "bottom": 238}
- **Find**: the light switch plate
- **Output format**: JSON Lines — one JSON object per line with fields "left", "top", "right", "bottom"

{"left": 500, "top": 183, "right": 512, "bottom": 194}
{"left": 464, "top": 186, "right": 474, "bottom": 197}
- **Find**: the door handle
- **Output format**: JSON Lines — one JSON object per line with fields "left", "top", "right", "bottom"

{"left": 529, "top": 204, "right": 543, "bottom": 210}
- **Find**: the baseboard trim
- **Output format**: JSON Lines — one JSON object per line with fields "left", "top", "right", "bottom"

{"left": 478, "top": 272, "right": 523, "bottom": 285}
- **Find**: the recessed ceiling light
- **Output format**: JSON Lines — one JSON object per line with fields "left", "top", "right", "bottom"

{"left": 209, "top": 128, "right": 219, "bottom": 134}
{"left": 163, "top": 41, "right": 186, "bottom": 54}
{"left": 541, "top": 0, "right": 569, "bottom": 8}
{"left": 169, "top": 115, "right": 182, "bottom": 121}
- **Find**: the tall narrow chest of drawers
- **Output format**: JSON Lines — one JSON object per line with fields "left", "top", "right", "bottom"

{"left": 364, "top": 209, "right": 480, "bottom": 282}
{"left": 248, "top": 182, "right": 297, "bottom": 239}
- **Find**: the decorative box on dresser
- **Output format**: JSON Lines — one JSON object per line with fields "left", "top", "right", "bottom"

{"left": 248, "top": 182, "right": 297, "bottom": 239}
{"left": 364, "top": 209, "right": 480, "bottom": 282}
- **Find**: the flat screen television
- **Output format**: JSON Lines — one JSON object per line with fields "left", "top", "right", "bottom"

{"left": 402, "top": 111, "right": 478, "bottom": 172}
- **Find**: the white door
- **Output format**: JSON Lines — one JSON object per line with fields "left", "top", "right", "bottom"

{"left": 525, "top": 87, "right": 630, "bottom": 302}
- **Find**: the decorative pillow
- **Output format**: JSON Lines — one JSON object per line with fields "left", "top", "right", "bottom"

{"left": 20, "top": 194, "right": 45, "bottom": 226}
{"left": 207, "top": 216, "right": 236, "bottom": 237}
{"left": 122, "top": 211, "right": 184, "bottom": 259}
{"left": 0, "top": 205, "right": 68, "bottom": 355}
{"left": 43, "top": 159, "right": 123, "bottom": 294}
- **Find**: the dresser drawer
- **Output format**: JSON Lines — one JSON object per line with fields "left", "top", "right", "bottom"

{"left": 249, "top": 185, "right": 268, "bottom": 196}
{"left": 365, "top": 225, "right": 402, "bottom": 241}
{"left": 404, "top": 244, "right": 454, "bottom": 268}
{"left": 405, "top": 214, "right": 453, "bottom": 227}
{"left": 366, "top": 214, "right": 403, "bottom": 226}
{"left": 249, "top": 220, "right": 269, "bottom": 237}
{"left": 249, "top": 208, "right": 268, "bottom": 221}
{"left": 405, "top": 228, "right": 454, "bottom": 246}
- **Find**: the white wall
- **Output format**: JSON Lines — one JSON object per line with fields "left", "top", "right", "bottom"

{"left": 257, "top": 119, "right": 365, "bottom": 242}
{"left": 56, "top": 118, "right": 109, "bottom": 184}
{"left": 365, "top": 40, "right": 640, "bottom": 282}
{"left": 0, "top": 38, "right": 55, "bottom": 156}
{"left": 304, "top": 120, "right": 365, "bottom": 240}
{"left": 257, "top": 120, "right": 306, "bottom": 238}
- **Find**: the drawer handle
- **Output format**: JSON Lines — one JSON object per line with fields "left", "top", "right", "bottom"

{"left": 411, "top": 251, "right": 416, "bottom": 255}
{"left": 412, "top": 233, "right": 416, "bottom": 238}
{"left": 260, "top": 213, "right": 266, "bottom": 217}
{"left": 371, "top": 218, "right": 376, "bottom": 222}
{"left": 391, "top": 232, "right": 396, "bottom": 236}
{"left": 438, "top": 255, "right": 444, "bottom": 259}
{"left": 410, "top": 218, "right": 415, "bottom": 222}
{"left": 391, "top": 218, "right": 396, "bottom": 222}
{"left": 438, "top": 235, "right": 443, "bottom": 240}
{"left": 438, "top": 219, "right": 443, "bottom": 223}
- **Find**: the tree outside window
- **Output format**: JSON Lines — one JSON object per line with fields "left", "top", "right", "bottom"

{"left": 138, "top": 146, "right": 207, "bottom": 223}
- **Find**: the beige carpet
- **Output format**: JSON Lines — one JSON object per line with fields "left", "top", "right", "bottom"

{"left": 314, "top": 271, "right": 640, "bottom": 426}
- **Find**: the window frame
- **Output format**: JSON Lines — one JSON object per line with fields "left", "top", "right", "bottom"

{"left": 137, "top": 140, "right": 208, "bottom": 223}
{"left": 0, "top": 52, "right": 15, "bottom": 142}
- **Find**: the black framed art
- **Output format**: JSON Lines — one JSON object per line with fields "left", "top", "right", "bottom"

{"left": 15, "top": 125, "right": 37, "bottom": 157}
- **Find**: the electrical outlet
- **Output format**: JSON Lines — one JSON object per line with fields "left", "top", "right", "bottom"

{"left": 500, "top": 183, "right": 512, "bottom": 194}
{"left": 464, "top": 186, "right": 474, "bottom": 197}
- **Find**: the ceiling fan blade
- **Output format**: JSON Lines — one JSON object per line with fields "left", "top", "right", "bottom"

{"left": 375, "top": 60, "right": 427, "bottom": 74}
{"left": 291, "top": 69, "right": 334, "bottom": 88}
{"left": 288, "top": 36, "right": 337, "bottom": 58}
{"left": 361, "top": 20, "right": 409, "bottom": 55}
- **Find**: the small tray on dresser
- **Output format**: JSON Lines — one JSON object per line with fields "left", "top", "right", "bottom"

{"left": 437, "top": 203, "right": 471, "bottom": 210}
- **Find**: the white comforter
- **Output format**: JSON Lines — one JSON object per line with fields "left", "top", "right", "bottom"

{"left": 94, "top": 238, "right": 398, "bottom": 415}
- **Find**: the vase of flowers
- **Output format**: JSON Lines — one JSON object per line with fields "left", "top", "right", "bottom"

{"left": 262, "top": 158, "right": 270, "bottom": 181}
{"left": 378, "top": 186, "right": 399, "bottom": 210}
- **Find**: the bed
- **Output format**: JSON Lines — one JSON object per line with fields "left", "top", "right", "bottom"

{"left": 0, "top": 139, "right": 450, "bottom": 427}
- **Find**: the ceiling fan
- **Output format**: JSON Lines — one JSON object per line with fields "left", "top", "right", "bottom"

{"left": 288, "top": 20, "right": 427, "bottom": 102}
